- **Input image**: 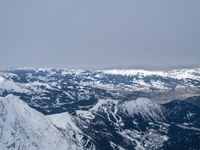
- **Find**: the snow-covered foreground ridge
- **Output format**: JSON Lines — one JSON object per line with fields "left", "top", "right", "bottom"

{"left": 0, "top": 95, "right": 88, "bottom": 150}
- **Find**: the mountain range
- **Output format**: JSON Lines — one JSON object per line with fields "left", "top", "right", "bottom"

{"left": 0, "top": 68, "right": 200, "bottom": 150}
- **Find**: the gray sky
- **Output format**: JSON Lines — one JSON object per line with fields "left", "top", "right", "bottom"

{"left": 0, "top": 0, "right": 200, "bottom": 69}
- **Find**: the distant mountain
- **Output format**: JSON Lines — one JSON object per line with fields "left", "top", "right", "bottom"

{"left": 0, "top": 68, "right": 200, "bottom": 150}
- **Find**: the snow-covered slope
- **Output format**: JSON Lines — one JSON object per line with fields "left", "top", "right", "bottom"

{"left": 0, "top": 77, "right": 28, "bottom": 93}
{"left": 0, "top": 95, "right": 84, "bottom": 150}
{"left": 120, "top": 98, "right": 166, "bottom": 121}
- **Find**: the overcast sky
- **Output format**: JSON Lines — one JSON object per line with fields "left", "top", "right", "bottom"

{"left": 0, "top": 0, "right": 200, "bottom": 69}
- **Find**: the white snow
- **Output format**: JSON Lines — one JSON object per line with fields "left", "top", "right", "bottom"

{"left": 102, "top": 69, "right": 166, "bottom": 77}
{"left": 0, "top": 76, "right": 29, "bottom": 93}
{"left": 48, "top": 112, "right": 96, "bottom": 150}
{"left": 48, "top": 112, "right": 81, "bottom": 132}
{"left": 102, "top": 68, "right": 200, "bottom": 80}
{"left": 0, "top": 76, "right": 4, "bottom": 83}
{"left": 169, "top": 69, "right": 200, "bottom": 80}
{"left": 0, "top": 95, "right": 83, "bottom": 150}
{"left": 120, "top": 98, "right": 166, "bottom": 121}
{"left": 177, "top": 124, "right": 200, "bottom": 131}
{"left": 76, "top": 110, "right": 95, "bottom": 120}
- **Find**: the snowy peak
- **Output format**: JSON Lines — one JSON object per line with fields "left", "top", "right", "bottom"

{"left": 77, "top": 97, "right": 166, "bottom": 122}
{"left": 0, "top": 95, "right": 85, "bottom": 150}
{"left": 119, "top": 98, "right": 166, "bottom": 121}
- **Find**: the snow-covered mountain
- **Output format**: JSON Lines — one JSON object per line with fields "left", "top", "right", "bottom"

{"left": 0, "top": 95, "right": 86, "bottom": 150}
{"left": 0, "top": 68, "right": 200, "bottom": 150}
